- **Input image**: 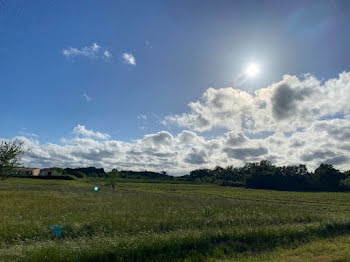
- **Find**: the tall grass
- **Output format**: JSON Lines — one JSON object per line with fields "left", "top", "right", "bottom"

{"left": 0, "top": 179, "right": 350, "bottom": 261}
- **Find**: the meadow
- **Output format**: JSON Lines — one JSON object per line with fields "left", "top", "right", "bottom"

{"left": 1, "top": 178, "right": 350, "bottom": 261}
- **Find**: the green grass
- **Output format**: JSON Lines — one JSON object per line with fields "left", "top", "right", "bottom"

{"left": 217, "top": 235, "right": 350, "bottom": 262}
{"left": 1, "top": 178, "right": 350, "bottom": 261}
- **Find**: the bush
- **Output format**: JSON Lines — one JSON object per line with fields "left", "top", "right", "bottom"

{"left": 340, "top": 177, "right": 350, "bottom": 190}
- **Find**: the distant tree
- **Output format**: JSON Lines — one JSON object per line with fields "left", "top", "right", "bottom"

{"left": 313, "top": 164, "right": 342, "bottom": 190}
{"left": 280, "top": 165, "right": 308, "bottom": 177}
{"left": 340, "top": 176, "right": 350, "bottom": 190}
{"left": 108, "top": 169, "right": 120, "bottom": 190}
{"left": 213, "top": 166, "right": 225, "bottom": 178}
{"left": 245, "top": 160, "right": 282, "bottom": 189}
{"left": 181, "top": 161, "right": 347, "bottom": 191}
{"left": 344, "top": 170, "right": 350, "bottom": 178}
{"left": 64, "top": 167, "right": 106, "bottom": 178}
{"left": 54, "top": 167, "right": 67, "bottom": 175}
{"left": 0, "top": 140, "right": 27, "bottom": 178}
{"left": 188, "top": 169, "right": 212, "bottom": 182}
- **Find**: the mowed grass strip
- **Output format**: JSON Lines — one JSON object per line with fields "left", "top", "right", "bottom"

{"left": 1, "top": 178, "right": 350, "bottom": 261}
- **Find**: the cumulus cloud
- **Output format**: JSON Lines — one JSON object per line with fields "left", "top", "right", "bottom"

{"left": 312, "top": 119, "right": 350, "bottom": 141}
{"left": 176, "top": 130, "right": 202, "bottom": 145}
{"left": 164, "top": 88, "right": 255, "bottom": 132}
{"left": 122, "top": 53, "right": 136, "bottom": 65}
{"left": 301, "top": 150, "right": 337, "bottom": 162}
{"left": 270, "top": 84, "right": 313, "bottom": 120}
{"left": 226, "top": 131, "right": 248, "bottom": 146}
{"left": 324, "top": 155, "right": 349, "bottom": 165}
{"left": 73, "top": 125, "right": 110, "bottom": 140}
{"left": 4, "top": 72, "right": 350, "bottom": 174}
{"left": 142, "top": 131, "right": 174, "bottom": 149}
{"left": 301, "top": 150, "right": 349, "bottom": 167}
{"left": 223, "top": 147, "right": 268, "bottom": 161}
{"left": 184, "top": 149, "right": 207, "bottom": 165}
{"left": 1, "top": 127, "right": 233, "bottom": 175}
{"left": 4, "top": 118, "right": 350, "bottom": 176}
{"left": 63, "top": 43, "right": 111, "bottom": 60}
{"left": 165, "top": 72, "right": 350, "bottom": 134}
{"left": 103, "top": 50, "right": 112, "bottom": 58}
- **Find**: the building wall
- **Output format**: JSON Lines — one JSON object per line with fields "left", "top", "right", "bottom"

{"left": 39, "top": 168, "right": 59, "bottom": 176}
{"left": 32, "top": 169, "right": 40, "bottom": 176}
{"left": 12, "top": 168, "right": 41, "bottom": 176}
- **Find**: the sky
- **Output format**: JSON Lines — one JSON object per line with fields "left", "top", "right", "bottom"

{"left": 1, "top": 0, "right": 350, "bottom": 175}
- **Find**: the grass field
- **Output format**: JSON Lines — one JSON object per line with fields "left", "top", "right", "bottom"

{"left": 1, "top": 178, "right": 350, "bottom": 261}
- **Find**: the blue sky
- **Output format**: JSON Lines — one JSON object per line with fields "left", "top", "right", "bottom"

{"left": 1, "top": 0, "right": 350, "bottom": 174}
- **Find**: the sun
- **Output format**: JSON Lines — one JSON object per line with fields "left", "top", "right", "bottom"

{"left": 245, "top": 63, "right": 260, "bottom": 77}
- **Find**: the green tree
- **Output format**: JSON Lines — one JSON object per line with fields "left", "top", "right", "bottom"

{"left": 0, "top": 140, "right": 27, "bottom": 178}
{"left": 108, "top": 169, "right": 120, "bottom": 190}
{"left": 313, "top": 164, "right": 342, "bottom": 190}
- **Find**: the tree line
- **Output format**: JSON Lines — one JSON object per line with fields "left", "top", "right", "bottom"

{"left": 1, "top": 140, "right": 350, "bottom": 191}
{"left": 184, "top": 160, "right": 350, "bottom": 191}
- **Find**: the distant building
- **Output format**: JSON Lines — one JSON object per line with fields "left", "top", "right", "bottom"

{"left": 39, "top": 168, "right": 59, "bottom": 176}
{"left": 11, "top": 167, "right": 61, "bottom": 176}
{"left": 12, "top": 167, "right": 41, "bottom": 176}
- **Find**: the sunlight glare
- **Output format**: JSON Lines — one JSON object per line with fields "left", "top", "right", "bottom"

{"left": 245, "top": 63, "right": 260, "bottom": 77}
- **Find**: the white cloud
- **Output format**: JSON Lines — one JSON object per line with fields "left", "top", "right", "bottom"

{"left": 104, "top": 50, "right": 111, "bottom": 58}
{"left": 5, "top": 119, "right": 350, "bottom": 176}
{"left": 18, "top": 128, "right": 38, "bottom": 138}
{"left": 164, "top": 87, "right": 257, "bottom": 132}
{"left": 62, "top": 43, "right": 112, "bottom": 60}
{"left": 122, "top": 53, "right": 136, "bottom": 65}
{"left": 164, "top": 72, "right": 350, "bottom": 133}
{"left": 73, "top": 125, "right": 110, "bottom": 140}
{"left": 82, "top": 93, "right": 92, "bottom": 102}
{"left": 137, "top": 114, "right": 147, "bottom": 120}
{"left": 91, "top": 43, "right": 100, "bottom": 52}
{"left": 4, "top": 72, "right": 350, "bottom": 175}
